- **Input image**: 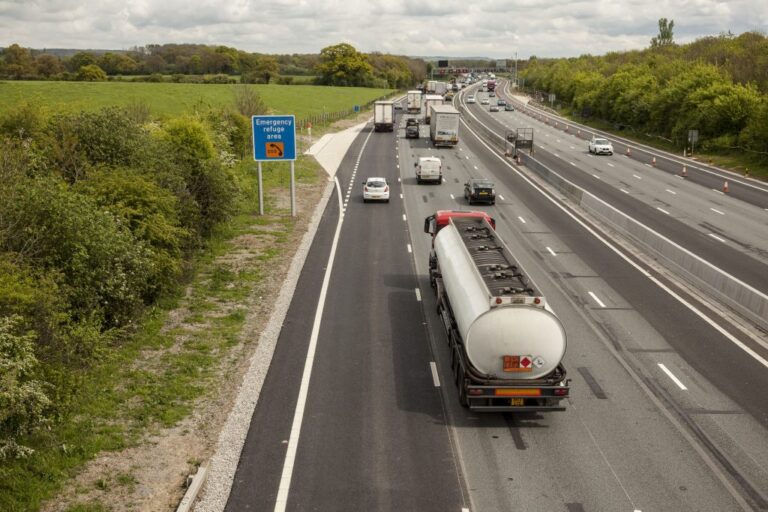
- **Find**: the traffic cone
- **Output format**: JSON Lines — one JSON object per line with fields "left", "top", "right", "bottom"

{"left": 565, "top": 125, "right": 569, "bottom": 132}
{"left": 681, "top": 165, "right": 687, "bottom": 178}
{"left": 652, "top": 157, "right": 657, "bottom": 166}
{"left": 626, "top": 147, "right": 632, "bottom": 157}
{"left": 723, "top": 181, "right": 729, "bottom": 193}
{"left": 577, "top": 129, "right": 581, "bottom": 137}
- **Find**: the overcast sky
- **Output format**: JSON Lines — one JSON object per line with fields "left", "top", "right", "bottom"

{"left": 1, "top": 0, "right": 766, "bottom": 58}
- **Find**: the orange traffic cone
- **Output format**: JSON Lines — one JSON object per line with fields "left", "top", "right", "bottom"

{"left": 652, "top": 157, "right": 657, "bottom": 166}
{"left": 681, "top": 165, "right": 687, "bottom": 178}
{"left": 723, "top": 181, "right": 729, "bottom": 193}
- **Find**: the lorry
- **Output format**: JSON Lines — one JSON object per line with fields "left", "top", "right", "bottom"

{"left": 434, "top": 81, "right": 448, "bottom": 96}
{"left": 487, "top": 79, "right": 497, "bottom": 92}
{"left": 429, "top": 104, "right": 460, "bottom": 147}
{"left": 373, "top": 101, "right": 395, "bottom": 132}
{"left": 407, "top": 90, "right": 422, "bottom": 114}
{"left": 414, "top": 156, "right": 442, "bottom": 184}
{"left": 423, "top": 94, "right": 444, "bottom": 123}
{"left": 427, "top": 80, "right": 438, "bottom": 93}
{"left": 424, "top": 212, "right": 570, "bottom": 411}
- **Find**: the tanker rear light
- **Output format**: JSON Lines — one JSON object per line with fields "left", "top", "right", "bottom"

{"left": 494, "top": 389, "right": 542, "bottom": 397}
{"left": 554, "top": 388, "right": 569, "bottom": 396}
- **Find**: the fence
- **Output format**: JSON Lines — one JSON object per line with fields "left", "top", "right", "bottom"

{"left": 295, "top": 94, "right": 394, "bottom": 130}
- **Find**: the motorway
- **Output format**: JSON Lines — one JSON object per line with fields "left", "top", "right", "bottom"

{"left": 223, "top": 85, "right": 768, "bottom": 511}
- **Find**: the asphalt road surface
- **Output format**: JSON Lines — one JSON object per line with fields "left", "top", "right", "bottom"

{"left": 224, "top": 90, "right": 768, "bottom": 511}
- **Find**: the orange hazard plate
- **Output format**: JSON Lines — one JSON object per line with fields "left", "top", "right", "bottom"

{"left": 511, "top": 398, "right": 524, "bottom": 406}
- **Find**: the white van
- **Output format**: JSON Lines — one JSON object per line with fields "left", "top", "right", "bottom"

{"left": 415, "top": 156, "right": 442, "bottom": 184}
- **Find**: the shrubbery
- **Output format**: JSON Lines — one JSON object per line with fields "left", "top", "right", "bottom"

{"left": 0, "top": 100, "right": 250, "bottom": 458}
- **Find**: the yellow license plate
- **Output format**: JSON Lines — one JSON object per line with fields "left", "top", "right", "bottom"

{"left": 511, "top": 398, "right": 524, "bottom": 406}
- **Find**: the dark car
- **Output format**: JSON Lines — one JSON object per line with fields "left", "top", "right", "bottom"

{"left": 497, "top": 99, "right": 506, "bottom": 106}
{"left": 405, "top": 118, "right": 419, "bottom": 138}
{"left": 464, "top": 178, "right": 496, "bottom": 205}
{"left": 505, "top": 103, "right": 515, "bottom": 111}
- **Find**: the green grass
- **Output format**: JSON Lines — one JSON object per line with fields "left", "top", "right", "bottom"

{"left": 0, "top": 81, "right": 392, "bottom": 119}
{"left": 0, "top": 154, "right": 325, "bottom": 511}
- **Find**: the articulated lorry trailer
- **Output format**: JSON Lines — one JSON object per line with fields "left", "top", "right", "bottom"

{"left": 429, "top": 104, "right": 460, "bottom": 147}
{"left": 407, "top": 90, "right": 422, "bottom": 114}
{"left": 424, "top": 212, "right": 570, "bottom": 411}
{"left": 373, "top": 100, "right": 395, "bottom": 132}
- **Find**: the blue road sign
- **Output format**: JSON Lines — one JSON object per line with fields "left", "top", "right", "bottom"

{"left": 354, "top": 105, "right": 360, "bottom": 112}
{"left": 252, "top": 115, "right": 296, "bottom": 161}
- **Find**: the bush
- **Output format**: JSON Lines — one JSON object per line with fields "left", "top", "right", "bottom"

{"left": 0, "top": 315, "right": 51, "bottom": 460}
{"left": 76, "top": 64, "right": 107, "bottom": 82}
{"left": 0, "top": 101, "right": 46, "bottom": 139}
{"left": 46, "top": 108, "right": 148, "bottom": 182}
{"left": 75, "top": 169, "right": 189, "bottom": 300}
{"left": 0, "top": 176, "right": 153, "bottom": 328}
{"left": 233, "top": 85, "right": 267, "bottom": 118}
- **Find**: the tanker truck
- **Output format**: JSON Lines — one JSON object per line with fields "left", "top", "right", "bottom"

{"left": 424, "top": 212, "right": 570, "bottom": 411}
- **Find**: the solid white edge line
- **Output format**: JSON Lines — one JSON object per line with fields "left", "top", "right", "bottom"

{"left": 273, "top": 177, "right": 345, "bottom": 512}
{"left": 546, "top": 246, "right": 557, "bottom": 256}
{"left": 588, "top": 291, "right": 607, "bottom": 308}
{"left": 658, "top": 363, "right": 688, "bottom": 390}
{"left": 430, "top": 362, "right": 440, "bottom": 387}
{"left": 458, "top": 113, "right": 768, "bottom": 368}
{"left": 708, "top": 234, "right": 726, "bottom": 243}
{"left": 415, "top": 288, "right": 422, "bottom": 302}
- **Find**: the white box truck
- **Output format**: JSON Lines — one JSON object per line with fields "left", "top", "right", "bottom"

{"left": 407, "top": 90, "right": 422, "bottom": 114}
{"left": 429, "top": 104, "right": 460, "bottom": 147}
{"left": 373, "top": 101, "right": 395, "bottom": 132}
{"left": 434, "top": 81, "right": 448, "bottom": 96}
{"left": 423, "top": 94, "right": 444, "bottom": 123}
{"left": 427, "top": 80, "right": 438, "bottom": 93}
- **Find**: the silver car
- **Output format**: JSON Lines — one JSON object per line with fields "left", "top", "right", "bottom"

{"left": 588, "top": 137, "right": 614, "bottom": 155}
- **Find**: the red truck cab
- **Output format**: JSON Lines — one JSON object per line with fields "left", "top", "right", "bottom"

{"left": 424, "top": 210, "right": 496, "bottom": 239}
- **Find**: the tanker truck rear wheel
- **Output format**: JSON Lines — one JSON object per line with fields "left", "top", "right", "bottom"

{"left": 458, "top": 379, "right": 469, "bottom": 408}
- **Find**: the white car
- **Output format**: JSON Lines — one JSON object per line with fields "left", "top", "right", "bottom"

{"left": 467, "top": 95, "right": 476, "bottom": 104}
{"left": 588, "top": 137, "right": 614, "bottom": 155}
{"left": 481, "top": 98, "right": 490, "bottom": 105}
{"left": 362, "top": 177, "right": 390, "bottom": 203}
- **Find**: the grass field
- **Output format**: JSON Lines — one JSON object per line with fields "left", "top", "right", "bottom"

{"left": 0, "top": 81, "right": 392, "bottom": 119}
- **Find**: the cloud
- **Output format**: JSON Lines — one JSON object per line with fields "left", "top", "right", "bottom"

{"left": 1, "top": 0, "right": 766, "bottom": 57}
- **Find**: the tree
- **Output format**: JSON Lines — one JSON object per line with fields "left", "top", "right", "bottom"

{"left": 1, "top": 43, "right": 35, "bottom": 78}
{"left": 67, "top": 51, "right": 97, "bottom": 72}
{"left": 35, "top": 54, "right": 64, "bottom": 77}
{"left": 76, "top": 64, "right": 107, "bottom": 81}
{"left": 97, "top": 52, "right": 138, "bottom": 75}
{"left": 315, "top": 43, "right": 373, "bottom": 87}
{"left": 255, "top": 55, "right": 279, "bottom": 84}
{"left": 651, "top": 18, "right": 675, "bottom": 47}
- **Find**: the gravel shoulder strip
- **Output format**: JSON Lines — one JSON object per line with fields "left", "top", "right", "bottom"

{"left": 193, "top": 179, "right": 335, "bottom": 511}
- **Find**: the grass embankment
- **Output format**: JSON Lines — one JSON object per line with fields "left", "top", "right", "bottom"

{"left": 2, "top": 157, "right": 323, "bottom": 511}
{"left": 0, "top": 81, "right": 391, "bottom": 119}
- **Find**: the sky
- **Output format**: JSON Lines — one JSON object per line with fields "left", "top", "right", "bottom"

{"left": 1, "top": 0, "right": 767, "bottom": 58}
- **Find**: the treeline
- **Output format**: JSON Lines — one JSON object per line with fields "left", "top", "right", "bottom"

{"left": 0, "top": 89, "right": 265, "bottom": 458}
{"left": 520, "top": 31, "right": 768, "bottom": 155}
{"left": 0, "top": 42, "right": 426, "bottom": 88}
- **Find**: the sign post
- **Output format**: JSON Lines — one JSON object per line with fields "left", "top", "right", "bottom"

{"left": 252, "top": 115, "right": 297, "bottom": 216}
